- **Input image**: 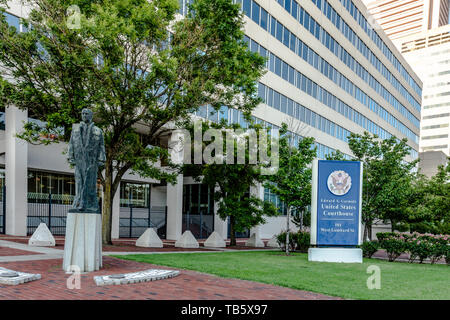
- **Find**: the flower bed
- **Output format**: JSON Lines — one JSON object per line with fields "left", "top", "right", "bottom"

{"left": 374, "top": 232, "right": 449, "bottom": 264}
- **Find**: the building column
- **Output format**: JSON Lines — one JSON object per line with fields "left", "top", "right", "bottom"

{"left": 166, "top": 131, "right": 184, "bottom": 240}
{"left": 213, "top": 187, "right": 228, "bottom": 239}
{"left": 5, "top": 106, "right": 28, "bottom": 236}
{"left": 110, "top": 182, "right": 121, "bottom": 239}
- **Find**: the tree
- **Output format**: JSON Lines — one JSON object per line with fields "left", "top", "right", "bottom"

{"left": 183, "top": 120, "right": 278, "bottom": 246}
{"left": 264, "top": 123, "right": 316, "bottom": 255}
{"left": 0, "top": 0, "right": 265, "bottom": 243}
{"left": 340, "top": 132, "right": 418, "bottom": 239}
{"left": 406, "top": 159, "right": 450, "bottom": 234}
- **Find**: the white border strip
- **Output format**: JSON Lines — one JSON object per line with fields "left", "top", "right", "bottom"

{"left": 358, "top": 161, "right": 363, "bottom": 245}
{"left": 310, "top": 159, "right": 318, "bottom": 245}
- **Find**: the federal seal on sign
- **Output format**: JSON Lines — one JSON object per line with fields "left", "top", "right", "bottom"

{"left": 327, "top": 170, "right": 352, "bottom": 196}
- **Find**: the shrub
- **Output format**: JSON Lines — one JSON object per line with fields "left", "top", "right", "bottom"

{"left": 295, "top": 231, "right": 310, "bottom": 253}
{"left": 406, "top": 235, "right": 432, "bottom": 263}
{"left": 378, "top": 232, "right": 449, "bottom": 264}
{"left": 444, "top": 245, "right": 450, "bottom": 266}
{"left": 377, "top": 233, "right": 407, "bottom": 262}
{"left": 276, "top": 231, "right": 297, "bottom": 252}
{"left": 428, "top": 235, "right": 448, "bottom": 264}
{"left": 360, "top": 240, "right": 379, "bottom": 258}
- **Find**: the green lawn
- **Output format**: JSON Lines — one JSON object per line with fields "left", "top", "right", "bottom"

{"left": 114, "top": 251, "right": 450, "bottom": 300}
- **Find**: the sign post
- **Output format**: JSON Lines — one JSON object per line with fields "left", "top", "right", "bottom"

{"left": 309, "top": 160, "right": 363, "bottom": 263}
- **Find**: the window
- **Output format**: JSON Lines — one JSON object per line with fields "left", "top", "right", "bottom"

{"left": 304, "top": 12, "right": 310, "bottom": 30}
{"left": 280, "top": 95, "right": 287, "bottom": 113}
{"left": 258, "top": 83, "right": 265, "bottom": 101}
{"left": 274, "top": 92, "right": 280, "bottom": 110}
{"left": 292, "top": 1, "right": 298, "bottom": 19}
{"left": 288, "top": 66, "right": 295, "bottom": 84}
{"left": 260, "top": 8, "right": 268, "bottom": 30}
{"left": 302, "top": 44, "right": 308, "bottom": 61}
{"left": 283, "top": 28, "right": 290, "bottom": 47}
{"left": 276, "top": 20, "right": 283, "bottom": 42}
{"left": 288, "top": 99, "right": 293, "bottom": 116}
{"left": 243, "top": 0, "right": 251, "bottom": 17}
{"left": 219, "top": 106, "right": 228, "bottom": 122}
{"left": 311, "top": 112, "right": 316, "bottom": 128}
{"left": 270, "top": 16, "right": 277, "bottom": 37}
{"left": 290, "top": 33, "right": 296, "bottom": 52}
{"left": 298, "top": 40, "right": 303, "bottom": 57}
{"left": 268, "top": 88, "right": 273, "bottom": 106}
{"left": 251, "top": 39, "right": 258, "bottom": 53}
{"left": 305, "top": 109, "right": 311, "bottom": 125}
{"left": 251, "top": 2, "right": 260, "bottom": 24}
{"left": 275, "top": 56, "right": 281, "bottom": 76}
{"left": 307, "top": 78, "right": 312, "bottom": 95}
{"left": 259, "top": 46, "right": 267, "bottom": 58}
{"left": 282, "top": 62, "right": 288, "bottom": 80}
{"left": 4, "top": 12, "right": 20, "bottom": 31}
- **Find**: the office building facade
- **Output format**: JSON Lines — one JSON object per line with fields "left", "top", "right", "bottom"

{"left": 0, "top": 0, "right": 421, "bottom": 241}
{"left": 363, "top": 0, "right": 449, "bottom": 45}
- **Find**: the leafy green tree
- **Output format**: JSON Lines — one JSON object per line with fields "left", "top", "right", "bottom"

{"left": 406, "top": 160, "right": 450, "bottom": 234}
{"left": 184, "top": 120, "right": 278, "bottom": 246}
{"left": 345, "top": 132, "right": 418, "bottom": 239}
{"left": 264, "top": 123, "right": 316, "bottom": 254}
{"left": 0, "top": 0, "right": 265, "bottom": 243}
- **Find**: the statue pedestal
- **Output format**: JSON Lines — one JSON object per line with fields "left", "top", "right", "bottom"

{"left": 63, "top": 212, "right": 102, "bottom": 272}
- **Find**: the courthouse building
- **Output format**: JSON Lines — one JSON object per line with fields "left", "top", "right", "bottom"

{"left": 0, "top": 0, "right": 421, "bottom": 241}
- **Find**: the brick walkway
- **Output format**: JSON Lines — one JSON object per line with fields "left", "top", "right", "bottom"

{"left": 0, "top": 247, "right": 40, "bottom": 257}
{"left": 0, "top": 256, "right": 340, "bottom": 300}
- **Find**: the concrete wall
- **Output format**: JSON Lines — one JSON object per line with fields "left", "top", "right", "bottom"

{"left": 419, "top": 151, "right": 448, "bottom": 177}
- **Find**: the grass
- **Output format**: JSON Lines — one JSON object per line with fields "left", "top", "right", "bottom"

{"left": 113, "top": 251, "right": 450, "bottom": 300}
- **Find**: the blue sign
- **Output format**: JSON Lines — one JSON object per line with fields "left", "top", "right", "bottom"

{"left": 312, "top": 160, "right": 362, "bottom": 246}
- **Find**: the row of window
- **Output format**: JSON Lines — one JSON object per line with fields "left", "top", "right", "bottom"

{"left": 422, "top": 145, "right": 448, "bottom": 151}
{"left": 310, "top": 0, "right": 421, "bottom": 112}
{"left": 264, "top": 187, "right": 287, "bottom": 215}
{"left": 423, "top": 113, "right": 450, "bottom": 120}
{"left": 422, "top": 123, "right": 449, "bottom": 130}
{"left": 421, "top": 134, "right": 448, "bottom": 140}
{"left": 423, "top": 92, "right": 450, "bottom": 99}
{"left": 246, "top": 36, "right": 419, "bottom": 144}
{"left": 239, "top": 0, "right": 420, "bottom": 132}
{"left": 333, "top": 0, "right": 422, "bottom": 97}
{"left": 257, "top": 82, "right": 353, "bottom": 143}
{"left": 248, "top": 35, "right": 419, "bottom": 141}
{"left": 423, "top": 102, "right": 450, "bottom": 110}
{"left": 194, "top": 104, "right": 352, "bottom": 160}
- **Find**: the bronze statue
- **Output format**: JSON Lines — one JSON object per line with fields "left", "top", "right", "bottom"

{"left": 68, "top": 108, "right": 106, "bottom": 213}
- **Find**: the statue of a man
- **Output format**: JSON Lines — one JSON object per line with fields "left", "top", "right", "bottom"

{"left": 68, "top": 108, "right": 106, "bottom": 213}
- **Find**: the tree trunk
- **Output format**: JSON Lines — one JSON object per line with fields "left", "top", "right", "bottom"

{"left": 102, "top": 161, "right": 113, "bottom": 245}
{"left": 363, "top": 223, "right": 368, "bottom": 242}
{"left": 230, "top": 215, "right": 236, "bottom": 246}
{"left": 300, "top": 210, "right": 304, "bottom": 232}
{"left": 286, "top": 206, "right": 291, "bottom": 256}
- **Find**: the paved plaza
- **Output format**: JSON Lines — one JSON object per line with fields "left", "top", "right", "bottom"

{"left": 0, "top": 237, "right": 340, "bottom": 300}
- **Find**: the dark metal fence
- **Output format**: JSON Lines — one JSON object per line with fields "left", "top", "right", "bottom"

{"left": 0, "top": 186, "right": 5, "bottom": 234}
{"left": 182, "top": 211, "right": 214, "bottom": 239}
{"left": 27, "top": 193, "right": 102, "bottom": 236}
{"left": 27, "top": 193, "right": 73, "bottom": 235}
{"left": 119, "top": 205, "right": 167, "bottom": 239}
